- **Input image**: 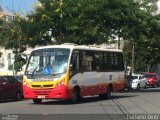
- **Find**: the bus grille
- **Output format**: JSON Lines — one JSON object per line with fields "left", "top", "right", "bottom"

{"left": 31, "top": 84, "right": 54, "bottom": 88}
{"left": 43, "top": 84, "right": 54, "bottom": 87}
{"left": 32, "top": 85, "right": 41, "bottom": 88}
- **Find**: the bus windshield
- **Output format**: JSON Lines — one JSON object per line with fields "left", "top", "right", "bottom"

{"left": 25, "top": 48, "right": 70, "bottom": 77}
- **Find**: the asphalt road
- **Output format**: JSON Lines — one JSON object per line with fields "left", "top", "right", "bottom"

{"left": 1, "top": 87, "right": 160, "bottom": 120}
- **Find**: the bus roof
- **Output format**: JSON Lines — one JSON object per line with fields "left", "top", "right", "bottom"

{"left": 33, "top": 43, "right": 123, "bottom": 52}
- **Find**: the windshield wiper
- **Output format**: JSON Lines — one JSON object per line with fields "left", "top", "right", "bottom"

{"left": 52, "top": 72, "right": 63, "bottom": 76}
{"left": 31, "top": 66, "right": 38, "bottom": 77}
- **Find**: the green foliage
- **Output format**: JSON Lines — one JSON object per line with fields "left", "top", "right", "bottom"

{"left": 8, "top": 54, "right": 26, "bottom": 73}
{"left": 124, "top": 37, "right": 160, "bottom": 72}
{"left": 0, "top": 15, "right": 27, "bottom": 52}
{"left": 0, "top": 16, "right": 27, "bottom": 73}
{"left": 22, "top": 0, "right": 160, "bottom": 45}
{"left": 8, "top": 64, "right": 13, "bottom": 71}
{"left": 0, "top": 0, "right": 160, "bottom": 72}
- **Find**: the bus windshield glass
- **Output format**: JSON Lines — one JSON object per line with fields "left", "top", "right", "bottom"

{"left": 25, "top": 48, "right": 70, "bottom": 77}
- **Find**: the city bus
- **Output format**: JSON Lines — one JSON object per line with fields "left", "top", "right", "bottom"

{"left": 23, "top": 43, "right": 125, "bottom": 104}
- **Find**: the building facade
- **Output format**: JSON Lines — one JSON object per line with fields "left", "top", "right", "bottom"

{"left": 0, "top": 6, "right": 13, "bottom": 21}
{"left": 0, "top": 47, "right": 33, "bottom": 75}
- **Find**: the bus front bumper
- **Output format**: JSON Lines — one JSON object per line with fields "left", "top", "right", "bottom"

{"left": 23, "top": 85, "right": 69, "bottom": 99}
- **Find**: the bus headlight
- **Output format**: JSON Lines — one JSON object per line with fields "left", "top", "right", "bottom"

{"left": 55, "top": 79, "right": 65, "bottom": 87}
{"left": 23, "top": 81, "right": 30, "bottom": 87}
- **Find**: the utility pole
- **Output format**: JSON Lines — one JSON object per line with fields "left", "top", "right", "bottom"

{"left": 118, "top": 37, "right": 120, "bottom": 49}
{"left": 118, "top": 29, "right": 122, "bottom": 49}
{"left": 131, "top": 44, "right": 135, "bottom": 75}
{"left": 12, "top": 58, "right": 15, "bottom": 76}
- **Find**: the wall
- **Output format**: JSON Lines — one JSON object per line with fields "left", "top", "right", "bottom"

{"left": 0, "top": 47, "right": 33, "bottom": 75}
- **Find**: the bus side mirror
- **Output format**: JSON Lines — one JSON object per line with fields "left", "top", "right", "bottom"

{"left": 70, "top": 64, "right": 76, "bottom": 71}
{"left": 70, "top": 64, "right": 73, "bottom": 70}
{"left": 70, "top": 64, "right": 73, "bottom": 67}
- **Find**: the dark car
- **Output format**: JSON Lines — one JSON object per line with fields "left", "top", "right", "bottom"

{"left": 144, "top": 73, "right": 160, "bottom": 87}
{"left": 0, "top": 76, "right": 22, "bottom": 101}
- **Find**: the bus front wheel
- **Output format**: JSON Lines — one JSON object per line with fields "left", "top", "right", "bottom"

{"left": 33, "top": 99, "right": 42, "bottom": 104}
{"left": 106, "top": 86, "right": 112, "bottom": 99}
{"left": 71, "top": 88, "right": 80, "bottom": 103}
{"left": 99, "top": 94, "right": 106, "bottom": 99}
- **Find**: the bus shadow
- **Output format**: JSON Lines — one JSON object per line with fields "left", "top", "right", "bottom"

{"left": 120, "top": 87, "right": 160, "bottom": 93}
{"left": 37, "top": 94, "right": 138, "bottom": 105}
{"left": 0, "top": 99, "right": 25, "bottom": 104}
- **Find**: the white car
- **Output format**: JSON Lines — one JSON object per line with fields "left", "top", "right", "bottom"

{"left": 131, "top": 74, "right": 147, "bottom": 89}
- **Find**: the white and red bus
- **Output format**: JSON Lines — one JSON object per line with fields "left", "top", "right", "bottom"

{"left": 23, "top": 43, "right": 125, "bottom": 104}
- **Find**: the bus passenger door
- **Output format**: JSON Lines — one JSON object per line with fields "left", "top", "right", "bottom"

{"left": 69, "top": 50, "right": 83, "bottom": 96}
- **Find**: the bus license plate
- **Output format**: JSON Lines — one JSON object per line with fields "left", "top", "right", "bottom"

{"left": 37, "top": 95, "right": 45, "bottom": 98}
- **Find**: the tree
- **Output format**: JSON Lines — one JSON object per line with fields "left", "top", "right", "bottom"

{"left": 22, "top": 0, "right": 159, "bottom": 45}
{"left": 23, "top": 0, "right": 65, "bottom": 46}
{"left": 122, "top": 0, "right": 160, "bottom": 72}
{"left": 0, "top": 0, "right": 160, "bottom": 72}
{"left": 0, "top": 15, "right": 27, "bottom": 72}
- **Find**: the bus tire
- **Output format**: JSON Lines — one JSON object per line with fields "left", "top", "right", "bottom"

{"left": 71, "top": 87, "right": 80, "bottom": 104}
{"left": 106, "top": 85, "right": 112, "bottom": 99}
{"left": 33, "top": 99, "right": 42, "bottom": 104}
{"left": 99, "top": 94, "right": 106, "bottom": 99}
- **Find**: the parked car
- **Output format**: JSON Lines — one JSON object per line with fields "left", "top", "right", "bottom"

{"left": 144, "top": 73, "right": 160, "bottom": 87}
{"left": 129, "top": 74, "right": 147, "bottom": 90}
{"left": 0, "top": 76, "right": 22, "bottom": 101}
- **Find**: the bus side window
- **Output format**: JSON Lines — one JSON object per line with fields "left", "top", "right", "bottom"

{"left": 71, "top": 50, "right": 80, "bottom": 72}
{"left": 103, "top": 53, "right": 112, "bottom": 71}
{"left": 118, "top": 53, "right": 124, "bottom": 71}
{"left": 94, "top": 52, "right": 103, "bottom": 71}
{"left": 82, "top": 51, "right": 93, "bottom": 71}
